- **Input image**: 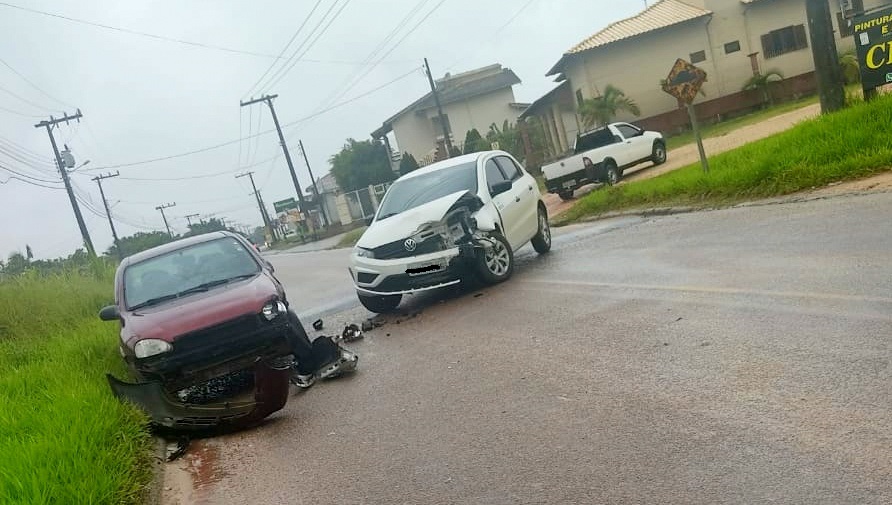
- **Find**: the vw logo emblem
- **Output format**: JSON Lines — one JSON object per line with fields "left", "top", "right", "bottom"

{"left": 404, "top": 238, "right": 417, "bottom": 252}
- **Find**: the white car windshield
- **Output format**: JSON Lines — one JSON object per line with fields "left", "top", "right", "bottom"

{"left": 123, "top": 237, "right": 260, "bottom": 310}
{"left": 375, "top": 162, "right": 478, "bottom": 220}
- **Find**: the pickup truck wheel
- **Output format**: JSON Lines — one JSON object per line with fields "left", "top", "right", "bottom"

{"left": 558, "top": 190, "right": 574, "bottom": 201}
{"left": 476, "top": 232, "right": 514, "bottom": 285}
{"left": 357, "top": 293, "right": 402, "bottom": 313}
{"left": 531, "top": 207, "right": 551, "bottom": 254}
{"left": 605, "top": 161, "right": 620, "bottom": 186}
{"left": 652, "top": 141, "right": 667, "bottom": 165}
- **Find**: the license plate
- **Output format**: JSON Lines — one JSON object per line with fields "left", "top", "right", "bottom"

{"left": 562, "top": 179, "right": 576, "bottom": 189}
{"left": 406, "top": 260, "right": 445, "bottom": 276}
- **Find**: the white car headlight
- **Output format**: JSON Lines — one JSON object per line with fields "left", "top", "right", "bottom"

{"left": 354, "top": 247, "right": 375, "bottom": 259}
{"left": 134, "top": 339, "right": 173, "bottom": 359}
{"left": 262, "top": 300, "right": 287, "bottom": 321}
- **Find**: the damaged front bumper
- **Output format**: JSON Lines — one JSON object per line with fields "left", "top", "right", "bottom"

{"left": 108, "top": 357, "right": 292, "bottom": 431}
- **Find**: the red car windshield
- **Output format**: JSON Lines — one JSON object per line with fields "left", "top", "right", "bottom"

{"left": 123, "top": 237, "right": 261, "bottom": 310}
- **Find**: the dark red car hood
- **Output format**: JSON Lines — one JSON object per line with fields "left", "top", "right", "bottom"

{"left": 121, "top": 273, "right": 281, "bottom": 347}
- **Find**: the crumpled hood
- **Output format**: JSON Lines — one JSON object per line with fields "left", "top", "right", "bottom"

{"left": 357, "top": 191, "right": 469, "bottom": 249}
{"left": 121, "top": 273, "right": 280, "bottom": 346}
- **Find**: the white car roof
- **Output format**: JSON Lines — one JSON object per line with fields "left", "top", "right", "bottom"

{"left": 398, "top": 151, "right": 503, "bottom": 182}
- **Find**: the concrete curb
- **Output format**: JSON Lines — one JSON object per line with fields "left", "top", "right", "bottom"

{"left": 556, "top": 187, "right": 892, "bottom": 226}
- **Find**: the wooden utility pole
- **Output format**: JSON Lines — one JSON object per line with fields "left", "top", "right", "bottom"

{"left": 240, "top": 95, "right": 307, "bottom": 213}
{"left": 91, "top": 171, "right": 122, "bottom": 258}
{"left": 185, "top": 214, "right": 200, "bottom": 228}
{"left": 35, "top": 110, "right": 95, "bottom": 256}
{"left": 806, "top": 0, "right": 845, "bottom": 113}
{"left": 155, "top": 202, "right": 176, "bottom": 238}
{"left": 424, "top": 58, "right": 454, "bottom": 158}
{"left": 235, "top": 171, "right": 275, "bottom": 242}
{"left": 298, "top": 139, "right": 329, "bottom": 227}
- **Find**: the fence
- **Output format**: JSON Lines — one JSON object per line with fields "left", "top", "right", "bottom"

{"left": 339, "top": 182, "right": 393, "bottom": 224}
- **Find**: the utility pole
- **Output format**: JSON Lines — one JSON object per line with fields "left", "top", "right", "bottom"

{"left": 424, "top": 58, "right": 454, "bottom": 158}
{"left": 155, "top": 202, "right": 176, "bottom": 238}
{"left": 35, "top": 110, "right": 95, "bottom": 257}
{"left": 236, "top": 171, "right": 275, "bottom": 242}
{"left": 240, "top": 95, "right": 307, "bottom": 214}
{"left": 298, "top": 139, "right": 329, "bottom": 227}
{"left": 91, "top": 171, "right": 122, "bottom": 258}
{"left": 185, "top": 214, "right": 200, "bottom": 228}
{"left": 806, "top": 0, "right": 845, "bottom": 113}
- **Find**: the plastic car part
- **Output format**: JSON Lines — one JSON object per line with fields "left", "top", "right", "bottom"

{"left": 107, "top": 359, "right": 291, "bottom": 431}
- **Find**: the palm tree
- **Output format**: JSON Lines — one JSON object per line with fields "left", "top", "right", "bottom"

{"left": 742, "top": 70, "right": 784, "bottom": 107}
{"left": 578, "top": 85, "right": 641, "bottom": 128}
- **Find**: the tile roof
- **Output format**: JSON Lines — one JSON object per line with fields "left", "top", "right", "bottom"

{"left": 371, "top": 65, "right": 520, "bottom": 137}
{"left": 547, "top": 0, "right": 712, "bottom": 75}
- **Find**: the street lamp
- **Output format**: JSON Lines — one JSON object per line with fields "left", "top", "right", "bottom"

{"left": 71, "top": 159, "right": 91, "bottom": 172}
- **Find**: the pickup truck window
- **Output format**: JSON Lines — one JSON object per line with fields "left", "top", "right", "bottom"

{"left": 494, "top": 156, "right": 522, "bottom": 182}
{"left": 485, "top": 159, "right": 509, "bottom": 195}
{"left": 574, "top": 128, "right": 616, "bottom": 154}
{"left": 616, "top": 124, "right": 641, "bottom": 139}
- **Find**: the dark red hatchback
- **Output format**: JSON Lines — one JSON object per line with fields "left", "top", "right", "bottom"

{"left": 100, "top": 231, "right": 296, "bottom": 430}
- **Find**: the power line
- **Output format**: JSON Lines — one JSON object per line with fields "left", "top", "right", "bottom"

{"left": 443, "top": 0, "right": 538, "bottom": 72}
{"left": 83, "top": 67, "right": 420, "bottom": 171}
{"left": 0, "top": 56, "right": 74, "bottom": 109}
{"left": 0, "top": 103, "right": 43, "bottom": 118}
{"left": 0, "top": 163, "right": 61, "bottom": 184}
{"left": 0, "top": 1, "right": 283, "bottom": 59}
{"left": 243, "top": 0, "right": 325, "bottom": 98}
{"left": 262, "top": 0, "right": 356, "bottom": 93}
{"left": 318, "top": 0, "right": 431, "bottom": 109}
{"left": 0, "top": 136, "right": 57, "bottom": 167}
{"left": 320, "top": 0, "right": 446, "bottom": 111}
{"left": 0, "top": 163, "right": 64, "bottom": 189}
{"left": 0, "top": 82, "right": 56, "bottom": 113}
{"left": 0, "top": 145, "right": 58, "bottom": 173}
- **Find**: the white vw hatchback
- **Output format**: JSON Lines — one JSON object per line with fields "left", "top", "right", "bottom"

{"left": 349, "top": 151, "right": 551, "bottom": 313}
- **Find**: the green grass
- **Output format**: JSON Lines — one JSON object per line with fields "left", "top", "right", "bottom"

{"left": 664, "top": 95, "right": 820, "bottom": 151}
{"left": 334, "top": 226, "right": 368, "bottom": 249}
{"left": 558, "top": 94, "right": 892, "bottom": 225}
{"left": 0, "top": 270, "right": 153, "bottom": 504}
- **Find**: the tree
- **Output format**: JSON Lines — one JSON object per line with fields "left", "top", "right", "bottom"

{"left": 186, "top": 217, "right": 229, "bottom": 237}
{"left": 329, "top": 139, "right": 396, "bottom": 192}
{"left": 106, "top": 231, "right": 173, "bottom": 258}
{"left": 2, "top": 252, "right": 30, "bottom": 276}
{"left": 839, "top": 50, "right": 861, "bottom": 85}
{"left": 462, "top": 129, "right": 489, "bottom": 154}
{"left": 578, "top": 85, "right": 641, "bottom": 128}
{"left": 742, "top": 69, "right": 785, "bottom": 107}
{"left": 486, "top": 120, "right": 520, "bottom": 158}
{"left": 399, "top": 152, "right": 420, "bottom": 176}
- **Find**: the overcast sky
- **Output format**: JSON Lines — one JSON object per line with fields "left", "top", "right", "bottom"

{"left": 0, "top": 0, "right": 641, "bottom": 260}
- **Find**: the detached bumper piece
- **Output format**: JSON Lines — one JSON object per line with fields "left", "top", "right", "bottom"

{"left": 107, "top": 360, "right": 291, "bottom": 431}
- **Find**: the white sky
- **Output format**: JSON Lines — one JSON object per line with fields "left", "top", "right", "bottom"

{"left": 0, "top": 0, "right": 641, "bottom": 260}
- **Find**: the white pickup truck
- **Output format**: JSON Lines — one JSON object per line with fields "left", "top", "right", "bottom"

{"left": 543, "top": 122, "right": 667, "bottom": 200}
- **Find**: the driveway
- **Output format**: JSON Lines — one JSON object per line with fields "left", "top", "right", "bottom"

{"left": 543, "top": 103, "right": 822, "bottom": 219}
{"left": 163, "top": 190, "right": 892, "bottom": 505}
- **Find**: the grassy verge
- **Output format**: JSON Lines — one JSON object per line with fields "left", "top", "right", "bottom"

{"left": 334, "top": 227, "right": 368, "bottom": 249}
{"left": 665, "top": 95, "right": 819, "bottom": 151}
{"left": 0, "top": 270, "right": 153, "bottom": 504}
{"left": 557, "top": 94, "right": 892, "bottom": 225}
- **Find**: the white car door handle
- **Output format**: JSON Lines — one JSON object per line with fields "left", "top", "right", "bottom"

{"left": 515, "top": 196, "right": 521, "bottom": 202}
{"left": 528, "top": 185, "right": 533, "bottom": 191}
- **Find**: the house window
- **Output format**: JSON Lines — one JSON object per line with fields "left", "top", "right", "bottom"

{"left": 760, "top": 25, "right": 808, "bottom": 59}
{"left": 837, "top": 12, "right": 854, "bottom": 37}
{"left": 431, "top": 114, "right": 452, "bottom": 136}
{"left": 689, "top": 50, "right": 706, "bottom": 64}
{"left": 724, "top": 40, "right": 741, "bottom": 54}
{"left": 575, "top": 89, "right": 584, "bottom": 106}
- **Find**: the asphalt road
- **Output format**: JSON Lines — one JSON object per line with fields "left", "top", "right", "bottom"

{"left": 164, "top": 191, "right": 892, "bottom": 505}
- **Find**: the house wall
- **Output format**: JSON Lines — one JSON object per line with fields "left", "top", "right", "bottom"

{"left": 391, "top": 87, "right": 522, "bottom": 161}
{"left": 556, "top": 0, "right": 884, "bottom": 136}
{"left": 390, "top": 109, "right": 436, "bottom": 164}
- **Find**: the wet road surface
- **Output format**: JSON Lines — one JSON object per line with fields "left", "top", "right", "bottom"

{"left": 164, "top": 192, "right": 892, "bottom": 505}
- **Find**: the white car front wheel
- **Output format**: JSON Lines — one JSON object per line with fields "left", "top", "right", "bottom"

{"left": 475, "top": 232, "right": 514, "bottom": 284}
